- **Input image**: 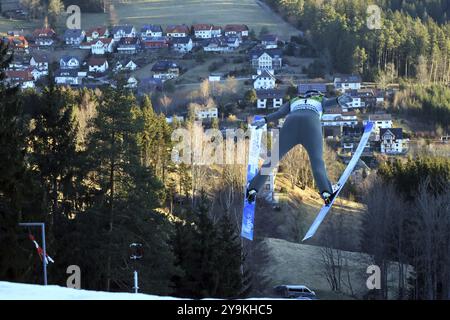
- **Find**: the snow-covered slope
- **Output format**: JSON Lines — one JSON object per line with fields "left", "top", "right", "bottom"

{"left": 0, "top": 281, "right": 183, "bottom": 300}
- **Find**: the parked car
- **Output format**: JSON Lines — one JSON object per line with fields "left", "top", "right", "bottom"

{"left": 273, "top": 285, "right": 317, "bottom": 299}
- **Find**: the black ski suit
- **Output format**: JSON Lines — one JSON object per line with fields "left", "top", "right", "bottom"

{"left": 248, "top": 96, "right": 341, "bottom": 195}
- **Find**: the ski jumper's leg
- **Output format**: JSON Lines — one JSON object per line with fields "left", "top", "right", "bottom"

{"left": 298, "top": 110, "right": 333, "bottom": 194}
{"left": 247, "top": 115, "right": 300, "bottom": 192}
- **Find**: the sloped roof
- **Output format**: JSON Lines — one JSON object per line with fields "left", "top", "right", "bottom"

{"left": 192, "top": 24, "right": 213, "bottom": 31}
{"left": 33, "top": 28, "right": 56, "bottom": 38}
{"left": 64, "top": 29, "right": 84, "bottom": 39}
{"left": 170, "top": 37, "right": 192, "bottom": 44}
{"left": 367, "top": 113, "right": 392, "bottom": 121}
{"left": 334, "top": 74, "right": 362, "bottom": 83}
{"left": 166, "top": 24, "right": 190, "bottom": 34}
{"left": 141, "top": 25, "right": 162, "bottom": 33}
{"left": 380, "top": 128, "right": 403, "bottom": 140}
{"left": 298, "top": 82, "right": 327, "bottom": 94}
{"left": 250, "top": 47, "right": 282, "bottom": 59}
{"left": 256, "top": 89, "right": 284, "bottom": 99}
{"left": 31, "top": 52, "right": 48, "bottom": 63}
{"left": 60, "top": 55, "right": 80, "bottom": 64}
{"left": 86, "top": 26, "right": 108, "bottom": 37}
{"left": 6, "top": 69, "right": 34, "bottom": 81}
{"left": 256, "top": 70, "right": 276, "bottom": 80}
{"left": 224, "top": 24, "right": 249, "bottom": 32}
{"left": 111, "top": 25, "right": 135, "bottom": 34}
{"left": 88, "top": 56, "right": 107, "bottom": 66}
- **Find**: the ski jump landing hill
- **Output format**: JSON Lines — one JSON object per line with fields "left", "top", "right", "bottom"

{"left": 0, "top": 281, "right": 180, "bottom": 300}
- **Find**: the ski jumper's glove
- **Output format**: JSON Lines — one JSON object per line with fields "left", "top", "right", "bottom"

{"left": 252, "top": 117, "right": 267, "bottom": 129}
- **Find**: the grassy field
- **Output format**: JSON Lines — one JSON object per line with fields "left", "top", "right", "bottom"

{"left": 260, "top": 237, "right": 413, "bottom": 300}
{"left": 1, "top": 0, "right": 299, "bottom": 40}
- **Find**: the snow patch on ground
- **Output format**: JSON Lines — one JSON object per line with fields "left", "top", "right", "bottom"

{"left": 0, "top": 281, "right": 183, "bottom": 300}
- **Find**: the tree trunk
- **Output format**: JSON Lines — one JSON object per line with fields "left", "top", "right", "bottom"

{"left": 106, "top": 130, "right": 116, "bottom": 291}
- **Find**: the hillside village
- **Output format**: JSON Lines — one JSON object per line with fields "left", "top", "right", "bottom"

{"left": 1, "top": 17, "right": 417, "bottom": 207}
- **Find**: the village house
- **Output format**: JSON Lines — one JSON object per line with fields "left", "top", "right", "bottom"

{"left": 111, "top": 25, "right": 137, "bottom": 41}
{"left": 192, "top": 24, "right": 222, "bottom": 39}
{"left": 140, "top": 25, "right": 163, "bottom": 37}
{"left": 166, "top": 25, "right": 190, "bottom": 38}
{"left": 192, "top": 24, "right": 213, "bottom": 39}
{"left": 224, "top": 24, "right": 249, "bottom": 41}
{"left": 85, "top": 27, "right": 109, "bottom": 42}
{"left": 64, "top": 29, "right": 85, "bottom": 46}
{"left": 90, "top": 38, "right": 114, "bottom": 55}
{"left": 4, "top": 35, "right": 29, "bottom": 53}
{"left": 117, "top": 37, "right": 141, "bottom": 54}
{"left": 114, "top": 59, "right": 138, "bottom": 72}
{"left": 124, "top": 76, "right": 138, "bottom": 89}
{"left": 298, "top": 82, "right": 328, "bottom": 95}
{"left": 261, "top": 34, "right": 278, "bottom": 49}
{"left": 322, "top": 109, "right": 358, "bottom": 127}
{"left": 256, "top": 89, "right": 284, "bottom": 109}
{"left": 54, "top": 69, "right": 81, "bottom": 86}
{"left": 88, "top": 57, "right": 109, "bottom": 74}
{"left": 253, "top": 70, "right": 276, "bottom": 90}
{"left": 27, "top": 66, "right": 44, "bottom": 82}
{"left": 334, "top": 74, "right": 362, "bottom": 92}
{"left": 203, "top": 36, "right": 238, "bottom": 52}
{"left": 8, "top": 52, "right": 29, "bottom": 70}
{"left": 363, "top": 113, "right": 393, "bottom": 141}
{"left": 380, "top": 128, "right": 406, "bottom": 154}
{"left": 59, "top": 56, "right": 80, "bottom": 69}
{"left": 374, "top": 90, "right": 385, "bottom": 106}
{"left": 29, "top": 53, "right": 49, "bottom": 74}
{"left": 166, "top": 115, "right": 185, "bottom": 124}
{"left": 344, "top": 89, "right": 377, "bottom": 110}
{"left": 250, "top": 48, "right": 283, "bottom": 71}
{"left": 211, "top": 26, "right": 222, "bottom": 38}
{"left": 195, "top": 107, "right": 218, "bottom": 120}
{"left": 33, "top": 28, "right": 56, "bottom": 47}
{"left": 151, "top": 60, "right": 180, "bottom": 81}
{"left": 5, "top": 69, "right": 35, "bottom": 89}
{"left": 141, "top": 36, "right": 169, "bottom": 49}
{"left": 226, "top": 36, "right": 240, "bottom": 49}
{"left": 170, "top": 37, "right": 193, "bottom": 53}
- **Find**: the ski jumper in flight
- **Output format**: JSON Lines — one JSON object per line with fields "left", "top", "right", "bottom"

{"left": 246, "top": 90, "right": 352, "bottom": 205}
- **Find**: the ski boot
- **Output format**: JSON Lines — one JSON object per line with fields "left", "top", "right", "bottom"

{"left": 320, "top": 184, "right": 340, "bottom": 206}
{"left": 246, "top": 188, "right": 258, "bottom": 204}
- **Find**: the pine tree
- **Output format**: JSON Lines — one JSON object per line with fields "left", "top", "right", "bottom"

{"left": 0, "top": 39, "right": 31, "bottom": 281}
{"left": 215, "top": 213, "right": 246, "bottom": 298}
{"left": 30, "top": 85, "right": 78, "bottom": 225}
{"left": 83, "top": 87, "right": 176, "bottom": 293}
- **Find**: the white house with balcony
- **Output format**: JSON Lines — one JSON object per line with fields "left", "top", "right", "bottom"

{"left": 196, "top": 108, "right": 218, "bottom": 120}
{"left": 256, "top": 89, "right": 284, "bottom": 109}
{"left": 60, "top": 56, "right": 80, "bottom": 70}
{"left": 253, "top": 70, "right": 276, "bottom": 90}
{"left": 91, "top": 38, "right": 114, "bottom": 55}
{"left": 111, "top": 25, "right": 136, "bottom": 41}
{"left": 322, "top": 110, "right": 358, "bottom": 127}
{"left": 380, "top": 128, "right": 405, "bottom": 154}
{"left": 251, "top": 49, "right": 282, "bottom": 71}
{"left": 88, "top": 57, "right": 109, "bottom": 73}
{"left": 334, "top": 75, "right": 362, "bottom": 92}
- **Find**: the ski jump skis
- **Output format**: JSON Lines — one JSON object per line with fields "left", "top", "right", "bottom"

{"left": 302, "top": 121, "right": 374, "bottom": 241}
{"left": 241, "top": 116, "right": 266, "bottom": 241}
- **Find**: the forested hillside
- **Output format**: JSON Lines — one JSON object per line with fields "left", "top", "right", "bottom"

{"left": 265, "top": 0, "right": 450, "bottom": 82}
